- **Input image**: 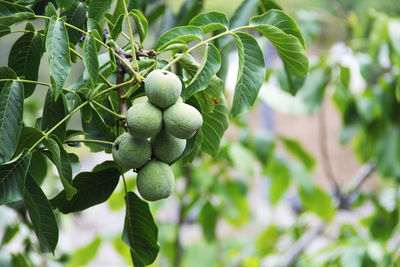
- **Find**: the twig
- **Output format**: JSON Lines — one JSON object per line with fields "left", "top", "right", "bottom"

{"left": 116, "top": 70, "right": 129, "bottom": 132}
{"left": 174, "top": 165, "right": 192, "bottom": 267}
{"left": 281, "top": 223, "right": 325, "bottom": 267}
{"left": 103, "top": 29, "right": 142, "bottom": 82}
{"left": 280, "top": 162, "right": 376, "bottom": 267}
{"left": 318, "top": 102, "right": 341, "bottom": 192}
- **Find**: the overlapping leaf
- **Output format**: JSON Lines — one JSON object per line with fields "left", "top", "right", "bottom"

{"left": 41, "top": 87, "right": 68, "bottom": 142}
{"left": 249, "top": 10, "right": 308, "bottom": 77}
{"left": 82, "top": 34, "right": 99, "bottom": 87}
{"left": 51, "top": 161, "right": 120, "bottom": 213}
{"left": 45, "top": 17, "right": 71, "bottom": 97}
{"left": 184, "top": 43, "right": 221, "bottom": 98}
{"left": 155, "top": 26, "right": 203, "bottom": 52}
{"left": 8, "top": 32, "right": 43, "bottom": 98}
{"left": 24, "top": 175, "right": 58, "bottom": 253}
{"left": 88, "top": 0, "right": 112, "bottom": 23}
{"left": 130, "top": 9, "right": 148, "bottom": 43}
{"left": 231, "top": 32, "right": 266, "bottom": 117}
{"left": 0, "top": 1, "right": 34, "bottom": 28}
{"left": 0, "top": 152, "right": 31, "bottom": 205}
{"left": 61, "top": 1, "right": 87, "bottom": 44}
{"left": 122, "top": 192, "right": 159, "bottom": 267}
{"left": 189, "top": 12, "right": 229, "bottom": 33}
{"left": 42, "top": 136, "right": 76, "bottom": 200}
{"left": 0, "top": 81, "right": 24, "bottom": 164}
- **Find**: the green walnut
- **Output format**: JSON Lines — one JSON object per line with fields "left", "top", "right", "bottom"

{"left": 126, "top": 102, "right": 162, "bottom": 138}
{"left": 137, "top": 160, "right": 175, "bottom": 201}
{"left": 151, "top": 130, "right": 186, "bottom": 164}
{"left": 163, "top": 102, "right": 203, "bottom": 139}
{"left": 112, "top": 132, "right": 151, "bottom": 170}
{"left": 145, "top": 69, "right": 182, "bottom": 108}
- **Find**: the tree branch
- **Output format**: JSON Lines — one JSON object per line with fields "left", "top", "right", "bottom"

{"left": 318, "top": 102, "right": 341, "bottom": 192}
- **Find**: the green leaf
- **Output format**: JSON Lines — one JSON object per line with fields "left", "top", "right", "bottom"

{"left": 340, "top": 246, "right": 365, "bottom": 267}
{"left": 176, "top": 0, "right": 203, "bottom": 26}
{"left": 228, "top": 142, "right": 254, "bottom": 176}
{"left": 82, "top": 34, "right": 99, "bottom": 88}
{"left": 8, "top": 32, "right": 43, "bottom": 98}
{"left": 55, "top": 0, "right": 74, "bottom": 11}
{"left": 0, "top": 1, "right": 34, "bottom": 27}
{"left": 256, "top": 225, "right": 280, "bottom": 256}
{"left": 51, "top": 161, "right": 120, "bottom": 213}
{"left": 23, "top": 174, "right": 58, "bottom": 253}
{"left": 340, "top": 65, "right": 350, "bottom": 88}
{"left": 250, "top": 9, "right": 305, "bottom": 48}
{"left": 122, "top": 191, "right": 159, "bottom": 267}
{"left": 45, "top": 17, "right": 71, "bottom": 97}
{"left": 388, "top": 19, "right": 400, "bottom": 56}
{"left": 0, "top": 66, "right": 17, "bottom": 90}
{"left": 181, "top": 130, "right": 203, "bottom": 164}
{"left": 130, "top": 9, "right": 148, "bottom": 43}
{"left": 280, "top": 136, "right": 316, "bottom": 171}
{"left": 42, "top": 137, "right": 76, "bottom": 200}
{"left": 297, "top": 68, "right": 329, "bottom": 112}
{"left": 28, "top": 151, "right": 47, "bottom": 186}
{"left": 299, "top": 186, "right": 335, "bottom": 221}
{"left": 259, "top": 0, "right": 282, "bottom": 12}
{"left": 61, "top": 1, "right": 87, "bottom": 45}
{"left": 11, "top": 253, "right": 30, "bottom": 267}
{"left": 155, "top": 26, "right": 203, "bottom": 52}
{"left": 88, "top": 0, "right": 112, "bottom": 23}
{"left": 264, "top": 156, "right": 290, "bottom": 204}
{"left": 0, "top": 26, "right": 11, "bottom": 38}
{"left": 231, "top": 32, "right": 266, "bottom": 117}
{"left": 0, "top": 152, "right": 31, "bottom": 205}
{"left": 1, "top": 224, "right": 19, "bottom": 245}
{"left": 230, "top": 0, "right": 257, "bottom": 29}
{"left": 0, "top": 81, "right": 24, "bottom": 164}
{"left": 14, "top": 126, "right": 43, "bottom": 157}
{"left": 184, "top": 44, "right": 221, "bottom": 98}
{"left": 249, "top": 10, "right": 309, "bottom": 77}
{"left": 376, "top": 126, "right": 400, "bottom": 177}
{"left": 109, "top": 14, "right": 124, "bottom": 40}
{"left": 189, "top": 11, "right": 229, "bottom": 33}
{"left": 221, "top": 180, "right": 250, "bottom": 226}
{"left": 41, "top": 87, "right": 68, "bottom": 142}
{"left": 70, "top": 237, "right": 102, "bottom": 267}
{"left": 197, "top": 94, "right": 229, "bottom": 156}
{"left": 198, "top": 201, "right": 218, "bottom": 242}
{"left": 44, "top": 3, "right": 57, "bottom": 20}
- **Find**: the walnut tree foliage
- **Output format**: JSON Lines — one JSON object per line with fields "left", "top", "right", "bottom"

{"left": 0, "top": 0, "right": 309, "bottom": 265}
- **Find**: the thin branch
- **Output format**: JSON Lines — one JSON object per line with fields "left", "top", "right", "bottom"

{"left": 174, "top": 165, "right": 193, "bottom": 267}
{"left": 161, "top": 26, "right": 249, "bottom": 70}
{"left": 91, "top": 100, "right": 126, "bottom": 119}
{"left": 281, "top": 223, "right": 325, "bottom": 267}
{"left": 64, "top": 139, "right": 113, "bottom": 146}
{"left": 318, "top": 102, "right": 341, "bottom": 192}
{"left": 103, "top": 29, "right": 143, "bottom": 82}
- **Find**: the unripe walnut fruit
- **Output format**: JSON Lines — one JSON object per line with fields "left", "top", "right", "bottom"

{"left": 151, "top": 130, "right": 186, "bottom": 164}
{"left": 163, "top": 102, "right": 203, "bottom": 139}
{"left": 126, "top": 102, "right": 162, "bottom": 138}
{"left": 112, "top": 132, "right": 151, "bottom": 170}
{"left": 145, "top": 69, "right": 182, "bottom": 108}
{"left": 137, "top": 160, "right": 175, "bottom": 201}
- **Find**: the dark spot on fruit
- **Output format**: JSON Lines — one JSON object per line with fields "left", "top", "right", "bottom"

{"left": 162, "top": 71, "right": 168, "bottom": 75}
{"left": 115, "top": 143, "right": 119, "bottom": 150}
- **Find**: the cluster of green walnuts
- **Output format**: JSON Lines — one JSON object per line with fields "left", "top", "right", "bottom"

{"left": 112, "top": 70, "right": 203, "bottom": 201}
